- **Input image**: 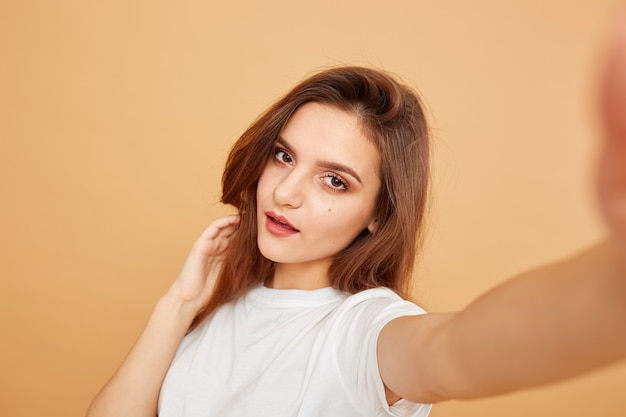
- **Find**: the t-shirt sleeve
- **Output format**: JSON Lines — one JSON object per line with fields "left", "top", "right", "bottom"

{"left": 333, "top": 288, "right": 432, "bottom": 417}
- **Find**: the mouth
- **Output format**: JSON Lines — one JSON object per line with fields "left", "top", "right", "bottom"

{"left": 265, "top": 211, "right": 300, "bottom": 236}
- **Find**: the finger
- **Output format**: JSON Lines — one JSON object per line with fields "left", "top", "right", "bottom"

{"left": 601, "top": 7, "right": 626, "bottom": 143}
{"left": 598, "top": 8, "right": 626, "bottom": 240}
{"left": 197, "top": 215, "right": 241, "bottom": 241}
{"left": 191, "top": 215, "right": 241, "bottom": 254}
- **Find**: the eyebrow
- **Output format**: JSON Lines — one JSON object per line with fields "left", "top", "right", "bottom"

{"left": 316, "top": 161, "right": 362, "bottom": 185}
{"left": 276, "top": 137, "right": 363, "bottom": 185}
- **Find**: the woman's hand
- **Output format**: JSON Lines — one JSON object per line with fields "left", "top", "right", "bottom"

{"left": 86, "top": 216, "right": 240, "bottom": 417}
{"left": 167, "top": 215, "right": 241, "bottom": 313}
{"left": 598, "top": 9, "right": 626, "bottom": 243}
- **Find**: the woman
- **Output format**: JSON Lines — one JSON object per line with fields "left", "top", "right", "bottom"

{"left": 87, "top": 17, "right": 626, "bottom": 417}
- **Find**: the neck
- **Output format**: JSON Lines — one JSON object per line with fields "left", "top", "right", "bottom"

{"left": 268, "top": 261, "right": 331, "bottom": 290}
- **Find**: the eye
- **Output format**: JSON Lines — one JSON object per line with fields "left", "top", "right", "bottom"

{"left": 273, "top": 147, "right": 294, "bottom": 166}
{"left": 322, "top": 173, "right": 349, "bottom": 191}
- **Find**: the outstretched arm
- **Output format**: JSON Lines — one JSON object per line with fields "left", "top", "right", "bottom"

{"left": 378, "top": 10, "right": 626, "bottom": 404}
{"left": 86, "top": 215, "right": 240, "bottom": 417}
{"left": 380, "top": 242, "right": 626, "bottom": 403}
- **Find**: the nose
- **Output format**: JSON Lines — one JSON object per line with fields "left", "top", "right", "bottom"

{"left": 273, "top": 168, "right": 305, "bottom": 209}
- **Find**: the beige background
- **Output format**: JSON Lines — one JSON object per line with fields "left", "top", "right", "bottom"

{"left": 2, "top": 0, "right": 625, "bottom": 416}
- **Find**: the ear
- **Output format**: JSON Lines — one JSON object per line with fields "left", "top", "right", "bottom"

{"left": 367, "top": 218, "right": 378, "bottom": 234}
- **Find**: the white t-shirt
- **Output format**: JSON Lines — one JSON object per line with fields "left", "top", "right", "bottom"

{"left": 158, "top": 285, "right": 431, "bottom": 417}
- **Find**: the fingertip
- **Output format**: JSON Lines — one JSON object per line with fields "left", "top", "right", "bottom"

{"left": 601, "top": 6, "right": 626, "bottom": 142}
{"left": 228, "top": 214, "right": 242, "bottom": 224}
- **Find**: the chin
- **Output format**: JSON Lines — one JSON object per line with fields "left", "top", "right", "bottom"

{"left": 256, "top": 240, "right": 282, "bottom": 263}
{"left": 258, "top": 246, "right": 292, "bottom": 264}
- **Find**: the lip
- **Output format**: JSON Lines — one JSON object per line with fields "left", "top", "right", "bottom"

{"left": 265, "top": 211, "right": 300, "bottom": 237}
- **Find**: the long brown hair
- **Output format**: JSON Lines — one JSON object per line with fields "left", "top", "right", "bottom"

{"left": 191, "top": 66, "right": 430, "bottom": 329}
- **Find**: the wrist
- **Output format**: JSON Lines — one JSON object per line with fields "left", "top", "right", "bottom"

{"left": 156, "top": 291, "right": 200, "bottom": 327}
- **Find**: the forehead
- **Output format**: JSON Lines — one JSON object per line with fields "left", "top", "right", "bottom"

{"left": 279, "top": 102, "right": 380, "bottom": 175}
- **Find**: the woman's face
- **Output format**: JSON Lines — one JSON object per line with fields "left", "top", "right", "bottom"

{"left": 256, "top": 102, "right": 381, "bottom": 287}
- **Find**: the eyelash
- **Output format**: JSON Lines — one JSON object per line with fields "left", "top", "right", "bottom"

{"left": 322, "top": 173, "right": 349, "bottom": 192}
{"left": 272, "top": 146, "right": 349, "bottom": 192}
{"left": 273, "top": 147, "right": 294, "bottom": 165}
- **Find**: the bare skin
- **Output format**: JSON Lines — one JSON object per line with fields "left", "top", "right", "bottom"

{"left": 87, "top": 10, "right": 626, "bottom": 417}
{"left": 86, "top": 215, "right": 240, "bottom": 417}
{"left": 379, "top": 8, "right": 626, "bottom": 404}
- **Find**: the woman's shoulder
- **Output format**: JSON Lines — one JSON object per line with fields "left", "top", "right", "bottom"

{"left": 327, "top": 287, "right": 427, "bottom": 334}
{"left": 341, "top": 287, "right": 427, "bottom": 313}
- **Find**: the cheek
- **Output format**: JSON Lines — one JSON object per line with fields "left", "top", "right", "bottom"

{"left": 256, "top": 168, "right": 273, "bottom": 202}
{"left": 315, "top": 203, "right": 370, "bottom": 240}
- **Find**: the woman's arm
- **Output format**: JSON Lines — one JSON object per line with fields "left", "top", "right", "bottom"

{"left": 86, "top": 215, "right": 240, "bottom": 417}
{"left": 379, "top": 240, "right": 626, "bottom": 403}
{"left": 378, "top": 9, "right": 626, "bottom": 405}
